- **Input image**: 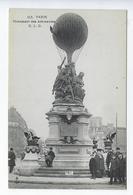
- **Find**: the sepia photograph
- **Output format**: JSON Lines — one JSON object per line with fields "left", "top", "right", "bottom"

{"left": 8, "top": 8, "right": 127, "bottom": 189}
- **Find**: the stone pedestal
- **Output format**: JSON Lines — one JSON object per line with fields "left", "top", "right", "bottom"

{"left": 16, "top": 152, "right": 40, "bottom": 176}
{"left": 45, "top": 103, "right": 93, "bottom": 168}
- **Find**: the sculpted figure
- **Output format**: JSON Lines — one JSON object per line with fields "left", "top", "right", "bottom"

{"left": 73, "top": 72, "right": 85, "bottom": 101}
{"left": 105, "top": 132, "right": 116, "bottom": 143}
{"left": 52, "top": 62, "right": 85, "bottom": 103}
{"left": 24, "top": 131, "right": 40, "bottom": 146}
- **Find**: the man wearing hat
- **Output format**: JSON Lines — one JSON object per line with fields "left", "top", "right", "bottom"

{"left": 8, "top": 148, "right": 16, "bottom": 173}
{"left": 115, "top": 147, "right": 121, "bottom": 158}
{"left": 118, "top": 153, "right": 126, "bottom": 184}
{"left": 106, "top": 149, "right": 114, "bottom": 176}
{"left": 89, "top": 152, "right": 97, "bottom": 179}
{"left": 115, "top": 147, "right": 121, "bottom": 181}
{"left": 109, "top": 154, "right": 118, "bottom": 184}
{"left": 45, "top": 147, "right": 55, "bottom": 167}
{"left": 95, "top": 148, "right": 105, "bottom": 178}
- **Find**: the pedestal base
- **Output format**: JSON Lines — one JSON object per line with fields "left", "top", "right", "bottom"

{"left": 16, "top": 152, "right": 40, "bottom": 176}
{"left": 45, "top": 142, "right": 92, "bottom": 168}
{"left": 45, "top": 103, "right": 93, "bottom": 169}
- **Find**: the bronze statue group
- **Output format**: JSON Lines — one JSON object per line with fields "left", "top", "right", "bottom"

{"left": 89, "top": 147, "right": 126, "bottom": 185}
{"left": 52, "top": 60, "right": 85, "bottom": 104}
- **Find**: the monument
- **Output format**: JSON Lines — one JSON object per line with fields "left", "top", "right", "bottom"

{"left": 16, "top": 130, "right": 41, "bottom": 176}
{"left": 104, "top": 132, "right": 116, "bottom": 151}
{"left": 45, "top": 13, "right": 93, "bottom": 168}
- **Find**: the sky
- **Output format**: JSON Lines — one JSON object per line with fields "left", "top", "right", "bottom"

{"left": 9, "top": 9, "right": 126, "bottom": 138}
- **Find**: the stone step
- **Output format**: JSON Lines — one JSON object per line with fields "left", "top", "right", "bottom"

{"left": 36, "top": 169, "right": 90, "bottom": 173}
{"left": 38, "top": 167, "right": 90, "bottom": 170}
{"left": 34, "top": 167, "right": 91, "bottom": 178}
{"left": 33, "top": 173, "right": 91, "bottom": 178}
{"left": 36, "top": 171, "right": 90, "bottom": 174}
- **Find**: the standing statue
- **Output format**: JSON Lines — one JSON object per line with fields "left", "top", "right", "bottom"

{"left": 73, "top": 72, "right": 85, "bottom": 101}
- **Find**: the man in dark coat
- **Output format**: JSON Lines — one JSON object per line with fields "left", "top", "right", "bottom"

{"left": 109, "top": 154, "right": 118, "bottom": 184}
{"left": 89, "top": 152, "right": 97, "bottom": 179}
{"left": 45, "top": 147, "right": 55, "bottom": 167}
{"left": 123, "top": 153, "right": 126, "bottom": 184}
{"left": 8, "top": 148, "right": 16, "bottom": 173}
{"left": 106, "top": 149, "right": 114, "bottom": 177}
{"left": 115, "top": 147, "right": 121, "bottom": 158}
{"left": 118, "top": 153, "right": 126, "bottom": 184}
{"left": 95, "top": 149, "right": 105, "bottom": 178}
{"left": 115, "top": 147, "right": 121, "bottom": 181}
{"left": 106, "top": 149, "right": 114, "bottom": 170}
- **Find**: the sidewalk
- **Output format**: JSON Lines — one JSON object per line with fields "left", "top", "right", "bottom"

{"left": 9, "top": 173, "right": 110, "bottom": 185}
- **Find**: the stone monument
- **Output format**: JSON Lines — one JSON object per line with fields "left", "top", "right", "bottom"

{"left": 104, "top": 132, "right": 116, "bottom": 151}
{"left": 45, "top": 13, "right": 93, "bottom": 168}
{"left": 16, "top": 131, "right": 40, "bottom": 176}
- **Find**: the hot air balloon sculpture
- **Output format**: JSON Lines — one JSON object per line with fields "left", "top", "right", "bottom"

{"left": 50, "top": 13, "right": 88, "bottom": 104}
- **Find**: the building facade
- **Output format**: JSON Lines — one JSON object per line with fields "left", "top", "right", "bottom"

{"left": 89, "top": 117, "right": 126, "bottom": 152}
{"left": 8, "top": 107, "right": 27, "bottom": 156}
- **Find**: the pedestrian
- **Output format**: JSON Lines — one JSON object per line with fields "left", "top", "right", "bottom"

{"left": 118, "top": 153, "right": 125, "bottom": 184}
{"left": 45, "top": 147, "right": 55, "bottom": 167}
{"left": 109, "top": 154, "right": 118, "bottom": 184}
{"left": 115, "top": 147, "right": 121, "bottom": 158}
{"left": 95, "top": 149, "right": 105, "bottom": 178}
{"left": 123, "top": 153, "right": 126, "bottom": 184}
{"left": 114, "top": 147, "right": 121, "bottom": 181}
{"left": 89, "top": 152, "right": 97, "bottom": 179}
{"left": 8, "top": 148, "right": 16, "bottom": 173}
{"left": 106, "top": 149, "right": 114, "bottom": 176}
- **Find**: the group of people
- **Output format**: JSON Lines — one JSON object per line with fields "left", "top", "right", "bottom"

{"left": 106, "top": 147, "right": 126, "bottom": 184}
{"left": 89, "top": 147, "right": 126, "bottom": 185}
{"left": 89, "top": 148, "right": 105, "bottom": 179}
{"left": 8, "top": 147, "right": 55, "bottom": 173}
{"left": 8, "top": 146, "right": 126, "bottom": 185}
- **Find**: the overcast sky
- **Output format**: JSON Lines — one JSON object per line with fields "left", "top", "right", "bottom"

{"left": 9, "top": 9, "right": 126, "bottom": 138}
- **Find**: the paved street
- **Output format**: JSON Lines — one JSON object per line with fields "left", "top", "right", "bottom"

{"left": 8, "top": 172, "right": 126, "bottom": 190}
{"left": 9, "top": 182, "right": 126, "bottom": 189}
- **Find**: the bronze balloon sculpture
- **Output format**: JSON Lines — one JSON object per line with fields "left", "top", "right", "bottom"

{"left": 50, "top": 13, "right": 88, "bottom": 104}
{"left": 50, "top": 13, "right": 88, "bottom": 63}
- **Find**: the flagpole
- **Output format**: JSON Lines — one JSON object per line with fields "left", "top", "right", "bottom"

{"left": 116, "top": 112, "right": 118, "bottom": 147}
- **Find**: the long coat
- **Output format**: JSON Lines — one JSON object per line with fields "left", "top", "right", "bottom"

{"left": 8, "top": 151, "right": 16, "bottom": 166}
{"left": 89, "top": 157, "right": 97, "bottom": 173}
{"left": 106, "top": 151, "right": 113, "bottom": 168}
{"left": 118, "top": 158, "right": 126, "bottom": 177}
{"left": 95, "top": 154, "right": 105, "bottom": 170}
{"left": 47, "top": 151, "right": 55, "bottom": 161}
{"left": 110, "top": 158, "right": 118, "bottom": 171}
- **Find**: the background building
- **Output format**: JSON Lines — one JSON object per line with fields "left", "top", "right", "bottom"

{"left": 89, "top": 117, "right": 102, "bottom": 138}
{"left": 89, "top": 116, "right": 126, "bottom": 152}
{"left": 8, "top": 107, "right": 28, "bottom": 156}
{"left": 112, "top": 127, "right": 127, "bottom": 152}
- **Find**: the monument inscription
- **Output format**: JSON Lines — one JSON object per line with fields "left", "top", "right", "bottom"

{"left": 60, "top": 122, "right": 78, "bottom": 137}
